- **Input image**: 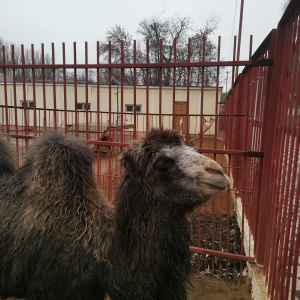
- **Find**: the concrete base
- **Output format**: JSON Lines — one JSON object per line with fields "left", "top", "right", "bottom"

{"left": 248, "top": 262, "right": 269, "bottom": 300}
{"left": 235, "top": 196, "right": 269, "bottom": 300}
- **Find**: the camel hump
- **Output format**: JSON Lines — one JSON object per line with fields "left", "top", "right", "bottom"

{"left": 28, "top": 132, "right": 94, "bottom": 168}
{"left": 0, "top": 138, "right": 15, "bottom": 176}
{"left": 23, "top": 132, "right": 96, "bottom": 196}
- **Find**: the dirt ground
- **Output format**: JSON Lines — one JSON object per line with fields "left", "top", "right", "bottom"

{"left": 102, "top": 276, "right": 252, "bottom": 300}
{"left": 188, "top": 275, "right": 252, "bottom": 300}
{"left": 3, "top": 275, "right": 252, "bottom": 300}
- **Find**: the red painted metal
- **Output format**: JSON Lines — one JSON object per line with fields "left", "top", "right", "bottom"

{"left": 199, "top": 36, "right": 205, "bottom": 147}
{"left": 51, "top": 43, "right": 57, "bottom": 129}
{"left": 85, "top": 42, "right": 89, "bottom": 140}
{"left": 159, "top": 39, "right": 163, "bottom": 128}
{"left": 41, "top": 43, "right": 47, "bottom": 131}
{"left": 73, "top": 42, "right": 78, "bottom": 137}
{"left": 0, "top": 60, "right": 272, "bottom": 69}
{"left": 214, "top": 36, "right": 221, "bottom": 150}
{"left": 1, "top": 46, "right": 9, "bottom": 135}
{"left": 120, "top": 40, "right": 124, "bottom": 143}
{"left": 172, "top": 38, "right": 176, "bottom": 131}
{"left": 223, "top": 1, "right": 300, "bottom": 298}
{"left": 146, "top": 39, "right": 150, "bottom": 132}
{"left": 31, "top": 44, "right": 37, "bottom": 136}
{"left": 62, "top": 42, "right": 68, "bottom": 134}
{"left": 0, "top": 1, "right": 300, "bottom": 296}
{"left": 235, "top": 0, "right": 244, "bottom": 80}
{"left": 133, "top": 40, "right": 137, "bottom": 139}
{"left": 189, "top": 246, "right": 255, "bottom": 262}
{"left": 185, "top": 38, "right": 191, "bottom": 144}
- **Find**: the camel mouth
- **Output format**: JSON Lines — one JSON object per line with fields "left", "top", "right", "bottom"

{"left": 205, "top": 181, "right": 228, "bottom": 190}
{"left": 201, "top": 172, "right": 230, "bottom": 191}
{"left": 220, "top": 173, "right": 230, "bottom": 187}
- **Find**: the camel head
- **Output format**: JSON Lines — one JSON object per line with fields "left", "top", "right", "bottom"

{"left": 121, "top": 128, "right": 230, "bottom": 209}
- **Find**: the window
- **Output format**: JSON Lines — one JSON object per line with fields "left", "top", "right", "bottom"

{"left": 77, "top": 103, "right": 91, "bottom": 111}
{"left": 20, "top": 100, "right": 34, "bottom": 109}
{"left": 125, "top": 104, "right": 142, "bottom": 113}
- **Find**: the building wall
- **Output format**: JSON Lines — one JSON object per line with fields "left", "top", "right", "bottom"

{"left": 0, "top": 83, "right": 221, "bottom": 135}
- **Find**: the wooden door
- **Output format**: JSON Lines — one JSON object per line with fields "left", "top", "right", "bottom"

{"left": 174, "top": 102, "right": 187, "bottom": 134}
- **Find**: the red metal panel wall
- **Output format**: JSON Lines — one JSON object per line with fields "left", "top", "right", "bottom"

{"left": 264, "top": 5, "right": 300, "bottom": 300}
{"left": 224, "top": 1, "right": 300, "bottom": 298}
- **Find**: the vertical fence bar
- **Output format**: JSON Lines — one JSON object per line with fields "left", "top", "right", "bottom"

{"left": 1, "top": 46, "right": 9, "bottom": 134}
{"left": 10, "top": 44, "right": 20, "bottom": 165}
{"left": 108, "top": 41, "right": 112, "bottom": 135}
{"left": 235, "top": 0, "right": 244, "bottom": 79}
{"left": 21, "top": 45, "right": 29, "bottom": 145}
{"left": 146, "top": 39, "right": 150, "bottom": 132}
{"left": 120, "top": 40, "right": 124, "bottom": 143}
{"left": 85, "top": 42, "right": 89, "bottom": 140}
{"left": 62, "top": 43, "right": 68, "bottom": 133}
{"left": 159, "top": 39, "right": 163, "bottom": 129}
{"left": 133, "top": 40, "right": 137, "bottom": 139}
{"left": 51, "top": 43, "right": 57, "bottom": 129}
{"left": 96, "top": 40, "right": 101, "bottom": 188}
{"left": 73, "top": 42, "right": 78, "bottom": 137}
{"left": 214, "top": 36, "right": 221, "bottom": 149}
{"left": 11, "top": 45, "right": 19, "bottom": 137}
{"left": 107, "top": 41, "right": 112, "bottom": 201}
{"left": 31, "top": 44, "right": 37, "bottom": 136}
{"left": 226, "top": 154, "right": 232, "bottom": 279}
{"left": 96, "top": 41, "right": 100, "bottom": 140}
{"left": 172, "top": 39, "right": 176, "bottom": 131}
{"left": 199, "top": 36, "right": 206, "bottom": 147}
{"left": 249, "top": 35, "right": 253, "bottom": 59}
{"left": 185, "top": 38, "right": 190, "bottom": 144}
{"left": 41, "top": 44, "right": 47, "bottom": 131}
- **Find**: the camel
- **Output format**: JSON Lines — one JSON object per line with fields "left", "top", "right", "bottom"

{"left": 0, "top": 128, "right": 228, "bottom": 300}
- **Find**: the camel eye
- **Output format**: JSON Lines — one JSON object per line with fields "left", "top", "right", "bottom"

{"left": 154, "top": 157, "right": 176, "bottom": 172}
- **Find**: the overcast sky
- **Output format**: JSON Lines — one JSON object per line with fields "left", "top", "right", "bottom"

{"left": 1, "top": 0, "right": 286, "bottom": 65}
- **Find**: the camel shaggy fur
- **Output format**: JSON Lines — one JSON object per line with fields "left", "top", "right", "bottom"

{"left": 0, "top": 134, "right": 113, "bottom": 300}
{"left": 106, "top": 128, "right": 229, "bottom": 300}
{"left": 0, "top": 129, "right": 229, "bottom": 300}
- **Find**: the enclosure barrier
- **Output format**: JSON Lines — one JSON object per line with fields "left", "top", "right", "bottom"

{"left": 0, "top": 1, "right": 300, "bottom": 298}
{"left": 225, "top": 1, "right": 300, "bottom": 299}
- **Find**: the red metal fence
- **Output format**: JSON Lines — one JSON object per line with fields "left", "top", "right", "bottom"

{"left": 225, "top": 1, "right": 300, "bottom": 299}
{"left": 0, "top": 0, "right": 299, "bottom": 298}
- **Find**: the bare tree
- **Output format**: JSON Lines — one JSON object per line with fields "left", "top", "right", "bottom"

{"left": 189, "top": 16, "right": 220, "bottom": 87}
{"left": 98, "top": 15, "right": 220, "bottom": 87}
{"left": 99, "top": 25, "right": 134, "bottom": 85}
{"left": 137, "top": 15, "right": 190, "bottom": 86}
{"left": 0, "top": 37, "right": 56, "bottom": 83}
{"left": 137, "top": 15, "right": 220, "bottom": 87}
